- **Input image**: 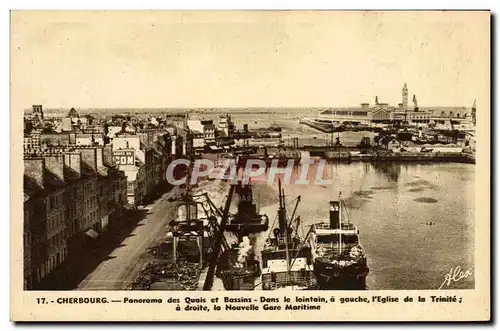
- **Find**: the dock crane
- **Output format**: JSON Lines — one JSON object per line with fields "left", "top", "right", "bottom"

{"left": 203, "top": 183, "right": 235, "bottom": 290}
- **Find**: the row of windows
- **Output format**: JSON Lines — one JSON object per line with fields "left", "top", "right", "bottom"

{"left": 84, "top": 211, "right": 99, "bottom": 226}
{"left": 49, "top": 230, "right": 65, "bottom": 251}
{"left": 47, "top": 212, "right": 64, "bottom": 233}
{"left": 34, "top": 247, "right": 67, "bottom": 284}
{"left": 324, "top": 111, "right": 369, "bottom": 116}
{"left": 83, "top": 182, "right": 96, "bottom": 196}
{"left": 440, "top": 111, "right": 467, "bottom": 118}
{"left": 84, "top": 196, "right": 99, "bottom": 211}
{"left": 47, "top": 193, "right": 64, "bottom": 212}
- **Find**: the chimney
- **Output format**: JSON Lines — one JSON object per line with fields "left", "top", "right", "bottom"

{"left": 64, "top": 152, "right": 81, "bottom": 178}
{"left": 44, "top": 154, "right": 65, "bottom": 182}
{"left": 103, "top": 145, "right": 115, "bottom": 166}
{"left": 78, "top": 147, "right": 97, "bottom": 171}
{"left": 24, "top": 157, "right": 44, "bottom": 189}
{"left": 95, "top": 146, "right": 104, "bottom": 169}
{"left": 329, "top": 201, "right": 340, "bottom": 229}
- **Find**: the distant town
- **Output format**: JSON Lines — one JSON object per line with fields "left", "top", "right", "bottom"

{"left": 22, "top": 82, "right": 476, "bottom": 291}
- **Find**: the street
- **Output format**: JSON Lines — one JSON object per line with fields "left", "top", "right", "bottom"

{"left": 77, "top": 188, "right": 179, "bottom": 290}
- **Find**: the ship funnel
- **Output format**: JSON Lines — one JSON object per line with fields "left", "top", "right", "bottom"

{"left": 329, "top": 201, "right": 340, "bottom": 229}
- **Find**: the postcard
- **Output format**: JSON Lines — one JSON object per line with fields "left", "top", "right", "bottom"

{"left": 11, "top": 10, "right": 490, "bottom": 322}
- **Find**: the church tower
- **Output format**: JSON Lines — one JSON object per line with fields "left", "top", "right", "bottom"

{"left": 402, "top": 83, "right": 408, "bottom": 109}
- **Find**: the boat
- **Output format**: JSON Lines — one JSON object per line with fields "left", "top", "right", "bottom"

{"left": 268, "top": 123, "right": 282, "bottom": 132}
{"left": 216, "top": 237, "right": 261, "bottom": 290}
{"left": 260, "top": 179, "right": 317, "bottom": 290}
{"left": 309, "top": 196, "right": 369, "bottom": 290}
{"left": 226, "top": 180, "right": 269, "bottom": 236}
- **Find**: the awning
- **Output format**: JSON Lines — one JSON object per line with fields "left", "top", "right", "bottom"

{"left": 223, "top": 146, "right": 230, "bottom": 150}
{"left": 85, "top": 229, "right": 99, "bottom": 239}
{"left": 209, "top": 145, "right": 221, "bottom": 151}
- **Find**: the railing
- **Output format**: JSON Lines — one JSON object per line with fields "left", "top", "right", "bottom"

{"left": 263, "top": 271, "right": 317, "bottom": 290}
{"left": 313, "top": 223, "right": 356, "bottom": 231}
{"left": 318, "top": 243, "right": 358, "bottom": 256}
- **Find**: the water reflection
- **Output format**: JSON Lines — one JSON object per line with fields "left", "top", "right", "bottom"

{"left": 252, "top": 162, "right": 475, "bottom": 290}
{"left": 371, "top": 162, "right": 402, "bottom": 182}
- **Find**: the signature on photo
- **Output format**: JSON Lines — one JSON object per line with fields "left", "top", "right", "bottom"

{"left": 438, "top": 266, "right": 473, "bottom": 290}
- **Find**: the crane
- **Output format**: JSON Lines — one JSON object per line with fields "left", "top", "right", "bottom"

{"left": 202, "top": 184, "right": 236, "bottom": 290}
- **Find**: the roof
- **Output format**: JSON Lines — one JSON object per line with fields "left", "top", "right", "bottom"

{"left": 379, "top": 135, "right": 400, "bottom": 145}
{"left": 43, "top": 169, "right": 66, "bottom": 192}
{"left": 80, "top": 162, "right": 97, "bottom": 178}
{"left": 24, "top": 175, "right": 43, "bottom": 197}
{"left": 320, "top": 107, "right": 370, "bottom": 115}
{"left": 63, "top": 165, "right": 81, "bottom": 182}
{"left": 371, "top": 107, "right": 393, "bottom": 114}
{"left": 96, "top": 166, "right": 109, "bottom": 177}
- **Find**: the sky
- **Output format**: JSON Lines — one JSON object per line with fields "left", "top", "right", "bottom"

{"left": 11, "top": 11, "right": 490, "bottom": 109}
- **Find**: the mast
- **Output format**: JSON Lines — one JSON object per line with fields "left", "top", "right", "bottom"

{"left": 278, "top": 179, "right": 291, "bottom": 273}
{"left": 278, "top": 179, "right": 286, "bottom": 231}
{"left": 286, "top": 196, "right": 301, "bottom": 230}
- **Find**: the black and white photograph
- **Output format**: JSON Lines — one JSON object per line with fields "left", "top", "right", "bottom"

{"left": 11, "top": 10, "right": 490, "bottom": 321}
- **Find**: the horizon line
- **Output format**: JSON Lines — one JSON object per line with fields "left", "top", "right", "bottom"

{"left": 23, "top": 105, "right": 473, "bottom": 111}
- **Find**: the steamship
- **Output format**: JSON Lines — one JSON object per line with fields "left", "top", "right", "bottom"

{"left": 309, "top": 195, "right": 369, "bottom": 290}
{"left": 260, "top": 179, "right": 317, "bottom": 290}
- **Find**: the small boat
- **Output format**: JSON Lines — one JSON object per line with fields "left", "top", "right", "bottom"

{"left": 309, "top": 195, "right": 369, "bottom": 290}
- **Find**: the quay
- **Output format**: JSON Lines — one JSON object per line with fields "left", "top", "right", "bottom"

{"left": 225, "top": 145, "right": 476, "bottom": 164}
{"left": 306, "top": 151, "right": 475, "bottom": 164}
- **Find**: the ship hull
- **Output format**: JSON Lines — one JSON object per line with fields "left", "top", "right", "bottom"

{"left": 261, "top": 270, "right": 317, "bottom": 291}
{"left": 221, "top": 271, "right": 257, "bottom": 290}
{"left": 313, "top": 260, "right": 369, "bottom": 290}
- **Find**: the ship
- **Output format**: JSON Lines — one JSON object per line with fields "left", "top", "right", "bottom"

{"left": 309, "top": 195, "right": 369, "bottom": 290}
{"left": 216, "top": 237, "right": 261, "bottom": 290}
{"left": 260, "top": 179, "right": 317, "bottom": 290}
{"left": 226, "top": 180, "right": 269, "bottom": 236}
{"left": 268, "top": 122, "right": 282, "bottom": 132}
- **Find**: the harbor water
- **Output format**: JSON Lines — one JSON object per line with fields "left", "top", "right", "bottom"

{"left": 253, "top": 162, "right": 475, "bottom": 290}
